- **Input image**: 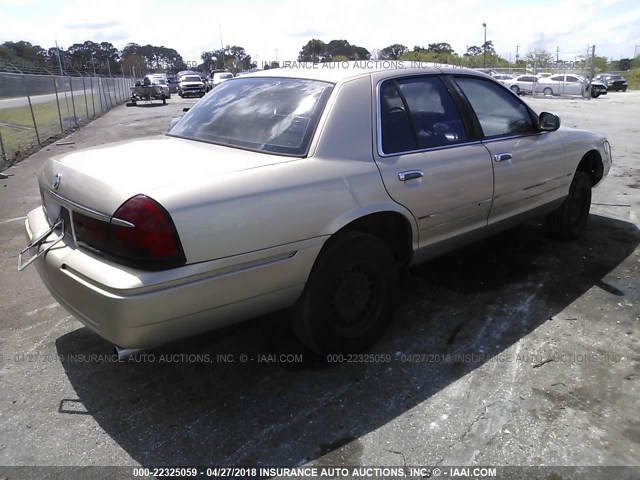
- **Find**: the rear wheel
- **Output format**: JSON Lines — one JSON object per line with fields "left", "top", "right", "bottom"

{"left": 291, "top": 232, "right": 398, "bottom": 354}
{"left": 510, "top": 85, "right": 520, "bottom": 94}
{"left": 546, "top": 171, "right": 592, "bottom": 241}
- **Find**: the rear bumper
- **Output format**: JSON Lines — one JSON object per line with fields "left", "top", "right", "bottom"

{"left": 25, "top": 206, "right": 323, "bottom": 349}
{"left": 179, "top": 88, "right": 205, "bottom": 96}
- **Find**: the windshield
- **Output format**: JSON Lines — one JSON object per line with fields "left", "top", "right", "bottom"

{"left": 169, "top": 77, "right": 334, "bottom": 156}
{"left": 183, "top": 76, "right": 202, "bottom": 82}
{"left": 218, "top": 73, "right": 233, "bottom": 79}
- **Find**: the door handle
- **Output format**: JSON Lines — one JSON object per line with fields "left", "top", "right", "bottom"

{"left": 494, "top": 153, "right": 512, "bottom": 162}
{"left": 398, "top": 170, "right": 424, "bottom": 181}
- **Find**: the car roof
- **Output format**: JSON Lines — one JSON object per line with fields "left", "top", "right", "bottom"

{"left": 244, "top": 61, "right": 485, "bottom": 84}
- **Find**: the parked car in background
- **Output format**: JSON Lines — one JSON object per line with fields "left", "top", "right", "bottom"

{"left": 594, "top": 74, "right": 628, "bottom": 92}
{"left": 588, "top": 79, "right": 608, "bottom": 97}
{"left": 177, "top": 70, "right": 197, "bottom": 80}
{"left": 502, "top": 74, "right": 539, "bottom": 94}
{"left": 492, "top": 74, "right": 513, "bottom": 81}
{"left": 475, "top": 68, "right": 499, "bottom": 77}
{"left": 166, "top": 75, "right": 179, "bottom": 93}
{"left": 128, "top": 74, "right": 171, "bottom": 105}
{"left": 178, "top": 75, "right": 206, "bottom": 98}
{"left": 20, "top": 65, "right": 611, "bottom": 356}
{"left": 536, "top": 74, "right": 607, "bottom": 98}
{"left": 201, "top": 77, "right": 213, "bottom": 93}
{"left": 211, "top": 71, "right": 234, "bottom": 88}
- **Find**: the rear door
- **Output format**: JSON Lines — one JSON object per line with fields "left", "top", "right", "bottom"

{"left": 372, "top": 74, "right": 494, "bottom": 248}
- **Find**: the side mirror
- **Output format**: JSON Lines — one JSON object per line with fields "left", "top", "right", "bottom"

{"left": 169, "top": 118, "right": 181, "bottom": 130}
{"left": 539, "top": 112, "right": 560, "bottom": 132}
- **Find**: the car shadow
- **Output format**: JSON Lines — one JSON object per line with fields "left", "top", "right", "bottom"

{"left": 126, "top": 103, "right": 169, "bottom": 108}
{"left": 55, "top": 214, "right": 639, "bottom": 466}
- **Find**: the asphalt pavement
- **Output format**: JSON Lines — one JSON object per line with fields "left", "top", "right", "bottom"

{"left": 0, "top": 92, "right": 638, "bottom": 477}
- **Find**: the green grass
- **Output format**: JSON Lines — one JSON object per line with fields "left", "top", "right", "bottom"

{"left": 0, "top": 91, "right": 112, "bottom": 162}
{"left": 626, "top": 68, "right": 640, "bottom": 90}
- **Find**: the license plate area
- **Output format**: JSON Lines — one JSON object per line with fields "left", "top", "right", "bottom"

{"left": 18, "top": 218, "right": 65, "bottom": 271}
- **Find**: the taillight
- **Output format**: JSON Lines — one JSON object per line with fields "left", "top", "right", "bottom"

{"left": 109, "top": 195, "right": 186, "bottom": 268}
{"left": 72, "top": 194, "right": 186, "bottom": 270}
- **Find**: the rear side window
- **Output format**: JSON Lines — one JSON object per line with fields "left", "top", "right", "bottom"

{"left": 455, "top": 77, "right": 534, "bottom": 137}
{"left": 380, "top": 76, "right": 468, "bottom": 155}
{"left": 169, "top": 78, "right": 333, "bottom": 156}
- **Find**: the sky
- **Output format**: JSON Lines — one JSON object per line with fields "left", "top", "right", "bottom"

{"left": 1, "top": 0, "right": 639, "bottom": 67}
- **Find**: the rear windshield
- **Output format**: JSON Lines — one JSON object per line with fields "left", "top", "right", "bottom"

{"left": 183, "top": 76, "right": 202, "bottom": 82}
{"left": 168, "top": 77, "right": 334, "bottom": 156}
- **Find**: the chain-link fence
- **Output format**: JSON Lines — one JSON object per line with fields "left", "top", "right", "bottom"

{"left": 0, "top": 71, "right": 134, "bottom": 168}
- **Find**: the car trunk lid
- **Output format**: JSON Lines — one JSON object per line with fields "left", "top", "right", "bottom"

{"left": 38, "top": 135, "right": 295, "bottom": 220}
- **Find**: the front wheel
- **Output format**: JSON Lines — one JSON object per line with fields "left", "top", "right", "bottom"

{"left": 546, "top": 171, "right": 592, "bottom": 241}
{"left": 510, "top": 85, "right": 520, "bottom": 94}
{"left": 543, "top": 87, "right": 553, "bottom": 96}
{"left": 291, "top": 232, "right": 398, "bottom": 354}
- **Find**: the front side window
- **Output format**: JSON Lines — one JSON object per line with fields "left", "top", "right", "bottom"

{"left": 380, "top": 76, "right": 468, "bottom": 154}
{"left": 169, "top": 78, "right": 333, "bottom": 156}
{"left": 455, "top": 77, "right": 534, "bottom": 137}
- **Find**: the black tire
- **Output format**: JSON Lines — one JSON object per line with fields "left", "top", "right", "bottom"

{"left": 291, "top": 232, "right": 398, "bottom": 354}
{"left": 546, "top": 171, "right": 592, "bottom": 241}
{"left": 543, "top": 87, "right": 553, "bottom": 96}
{"left": 592, "top": 91, "right": 600, "bottom": 98}
{"left": 510, "top": 85, "right": 520, "bottom": 94}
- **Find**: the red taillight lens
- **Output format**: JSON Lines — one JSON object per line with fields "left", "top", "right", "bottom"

{"left": 108, "top": 195, "right": 186, "bottom": 269}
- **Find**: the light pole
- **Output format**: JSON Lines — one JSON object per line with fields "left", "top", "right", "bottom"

{"left": 91, "top": 52, "right": 97, "bottom": 76}
{"left": 55, "top": 41, "right": 64, "bottom": 76}
{"left": 482, "top": 23, "right": 487, "bottom": 68}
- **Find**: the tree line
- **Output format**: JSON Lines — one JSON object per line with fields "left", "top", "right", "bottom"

{"left": 1, "top": 38, "right": 634, "bottom": 78}
{"left": 0, "top": 40, "right": 187, "bottom": 76}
